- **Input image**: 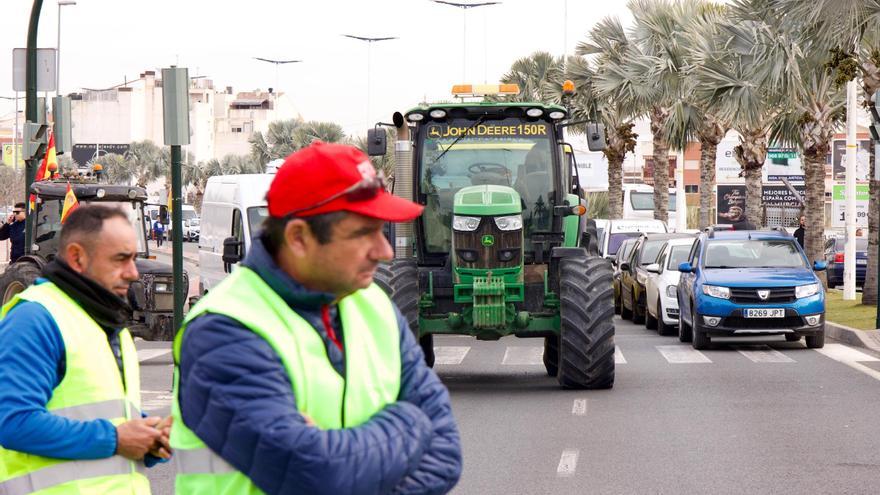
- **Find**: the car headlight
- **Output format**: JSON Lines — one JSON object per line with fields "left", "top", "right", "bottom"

{"left": 453, "top": 215, "right": 481, "bottom": 231}
{"left": 494, "top": 214, "right": 523, "bottom": 231}
{"left": 796, "top": 283, "right": 820, "bottom": 299}
{"left": 154, "top": 283, "right": 169, "bottom": 292}
{"left": 702, "top": 284, "right": 730, "bottom": 299}
{"left": 666, "top": 285, "right": 677, "bottom": 298}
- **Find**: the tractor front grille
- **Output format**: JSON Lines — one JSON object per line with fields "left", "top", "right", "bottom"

{"left": 453, "top": 216, "right": 521, "bottom": 270}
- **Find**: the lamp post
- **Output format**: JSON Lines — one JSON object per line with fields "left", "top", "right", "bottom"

{"left": 342, "top": 35, "right": 397, "bottom": 126}
{"left": 56, "top": 0, "right": 76, "bottom": 97}
{"left": 429, "top": 1, "right": 501, "bottom": 82}
{"left": 252, "top": 57, "right": 302, "bottom": 107}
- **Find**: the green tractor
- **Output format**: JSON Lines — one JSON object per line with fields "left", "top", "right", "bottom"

{"left": 371, "top": 84, "right": 615, "bottom": 389}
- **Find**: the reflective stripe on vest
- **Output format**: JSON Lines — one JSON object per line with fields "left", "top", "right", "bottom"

{"left": 0, "top": 282, "right": 147, "bottom": 495}
{"left": 170, "top": 266, "right": 401, "bottom": 492}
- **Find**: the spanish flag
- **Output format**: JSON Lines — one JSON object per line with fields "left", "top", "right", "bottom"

{"left": 60, "top": 182, "right": 80, "bottom": 224}
{"left": 34, "top": 133, "right": 56, "bottom": 182}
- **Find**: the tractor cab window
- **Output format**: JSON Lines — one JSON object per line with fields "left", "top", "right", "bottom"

{"left": 419, "top": 118, "right": 555, "bottom": 254}
{"left": 34, "top": 199, "right": 148, "bottom": 257}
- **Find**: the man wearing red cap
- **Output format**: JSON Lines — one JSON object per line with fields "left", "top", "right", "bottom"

{"left": 170, "top": 142, "right": 462, "bottom": 494}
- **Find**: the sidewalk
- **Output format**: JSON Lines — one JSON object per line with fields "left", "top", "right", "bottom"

{"left": 151, "top": 244, "right": 199, "bottom": 264}
{"left": 826, "top": 321, "right": 880, "bottom": 355}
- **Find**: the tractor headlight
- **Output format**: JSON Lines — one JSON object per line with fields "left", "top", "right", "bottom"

{"left": 666, "top": 285, "right": 677, "bottom": 298}
{"left": 494, "top": 214, "right": 523, "bottom": 231}
{"left": 154, "top": 283, "right": 169, "bottom": 292}
{"left": 702, "top": 284, "right": 730, "bottom": 299}
{"left": 453, "top": 215, "right": 481, "bottom": 231}
{"left": 796, "top": 283, "right": 820, "bottom": 299}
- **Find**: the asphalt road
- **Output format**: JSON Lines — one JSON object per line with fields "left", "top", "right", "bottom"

{"left": 136, "top": 314, "right": 880, "bottom": 494}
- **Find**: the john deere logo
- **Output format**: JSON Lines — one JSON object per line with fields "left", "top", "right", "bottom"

{"left": 481, "top": 235, "right": 495, "bottom": 246}
{"left": 428, "top": 126, "right": 442, "bottom": 138}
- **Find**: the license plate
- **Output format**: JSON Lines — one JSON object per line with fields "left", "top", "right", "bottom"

{"left": 745, "top": 308, "right": 785, "bottom": 318}
{"left": 857, "top": 259, "right": 867, "bottom": 265}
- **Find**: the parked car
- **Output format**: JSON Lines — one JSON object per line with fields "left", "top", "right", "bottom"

{"left": 623, "top": 184, "right": 679, "bottom": 231}
{"left": 677, "top": 228, "right": 827, "bottom": 350}
{"left": 644, "top": 237, "right": 697, "bottom": 336}
{"left": 184, "top": 218, "right": 201, "bottom": 242}
{"left": 619, "top": 233, "right": 693, "bottom": 323}
{"left": 824, "top": 236, "right": 867, "bottom": 288}
{"left": 613, "top": 238, "right": 639, "bottom": 314}
{"left": 593, "top": 219, "right": 609, "bottom": 256}
{"left": 600, "top": 219, "right": 668, "bottom": 260}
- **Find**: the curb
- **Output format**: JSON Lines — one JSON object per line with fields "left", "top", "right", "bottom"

{"left": 825, "top": 321, "right": 880, "bottom": 353}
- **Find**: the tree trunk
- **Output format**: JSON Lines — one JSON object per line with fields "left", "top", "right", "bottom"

{"left": 743, "top": 166, "right": 763, "bottom": 226}
{"left": 699, "top": 140, "right": 717, "bottom": 229}
{"left": 864, "top": 143, "right": 878, "bottom": 305}
{"left": 803, "top": 152, "right": 827, "bottom": 287}
{"left": 733, "top": 128, "right": 768, "bottom": 227}
{"left": 650, "top": 108, "right": 670, "bottom": 224}
{"left": 607, "top": 156, "right": 624, "bottom": 219}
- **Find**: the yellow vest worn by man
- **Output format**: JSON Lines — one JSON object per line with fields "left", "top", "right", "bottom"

{"left": 0, "top": 282, "right": 149, "bottom": 495}
{"left": 170, "top": 266, "right": 401, "bottom": 494}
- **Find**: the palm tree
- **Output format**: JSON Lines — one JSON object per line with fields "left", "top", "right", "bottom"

{"left": 501, "top": 52, "right": 564, "bottom": 102}
{"left": 123, "top": 140, "right": 167, "bottom": 187}
{"left": 96, "top": 153, "right": 130, "bottom": 184}
{"left": 294, "top": 121, "right": 347, "bottom": 149}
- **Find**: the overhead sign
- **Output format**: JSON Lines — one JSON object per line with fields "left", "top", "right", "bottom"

{"left": 71, "top": 143, "right": 130, "bottom": 167}
{"left": 12, "top": 48, "right": 56, "bottom": 92}
{"left": 832, "top": 184, "right": 869, "bottom": 228}
{"left": 767, "top": 149, "right": 798, "bottom": 160}
{"left": 2, "top": 144, "right": 24, "bottom": 168}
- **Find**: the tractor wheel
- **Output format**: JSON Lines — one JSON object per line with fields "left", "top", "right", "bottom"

{"left": 374, "top": 258, "right": 434, "bottom": 367}
{"left": 543, "top": 336, "right": 559, "bottom": 377}
{"left": 556, "top": 255, "right": 615, "bottom": 389}
{"left": 0, "top": 261, "right": 41, "bottom": 304}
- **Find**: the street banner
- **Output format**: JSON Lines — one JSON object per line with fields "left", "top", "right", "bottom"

{"left": 2, "top": 144, "right": 23, "bottom": 168}
{"left": 831, "top": 184, "right": 869, "bottom": 228}
{"left": 716, "top": 185, "right": 747, "bottom": 224}
{"left": 831, "top": 139, "right": 871, "bottom": 181}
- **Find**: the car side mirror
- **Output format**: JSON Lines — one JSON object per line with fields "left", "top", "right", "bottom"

{"left": 678, "top": 262, "right": 694, "bottom": 273}
{"left": 222, "top": 236, "right": 242, "bottom": 272}
{"left": 619, "top": 262, "right": 630, "bottom": 272}
{"left": 646, "top": 263, "right": 660, "bottom": 274}
{"left": 367, "top": 127, "right": 387, "bottom": 156}
{"left": 813, "top": 260, "right": 827, "bottom": 271}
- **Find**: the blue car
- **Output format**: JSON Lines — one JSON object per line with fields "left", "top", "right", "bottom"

{"left": 677, "top": 228, "right": 827, "bottom": 350}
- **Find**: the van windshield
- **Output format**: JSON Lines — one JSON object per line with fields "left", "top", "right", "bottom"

{"left": 608, "top": 232, "right": 642, "bottom": 256}
{"left": 630, "top": 191, "right": 676, "bottom": 211}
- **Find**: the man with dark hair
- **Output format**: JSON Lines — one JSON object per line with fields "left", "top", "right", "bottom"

{"left": 0, "top": 204, "right": 171, "bottom": 494}
{"left": 0, "top": 202, "right": 26, "bottom": 262}
{"left": 794, "top": 215, "right": 805, "bottom": 247}
{"left": 172, "top": 142, "right": 462, "bottom": 494}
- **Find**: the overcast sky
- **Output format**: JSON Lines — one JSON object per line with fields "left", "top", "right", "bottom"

{"left": 2, "top": 0, "right": 633, "bottom": 136}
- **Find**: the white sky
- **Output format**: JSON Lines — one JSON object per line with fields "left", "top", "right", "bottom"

{"left": 1, "top": 0, "right": 633, "bottom": 137}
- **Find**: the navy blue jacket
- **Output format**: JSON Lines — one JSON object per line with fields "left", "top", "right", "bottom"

{"left": 0, "top": 220, "right": 25, "bottom": 262}
{"left": 178, "top": 237, "right": 462, "bottom": 495}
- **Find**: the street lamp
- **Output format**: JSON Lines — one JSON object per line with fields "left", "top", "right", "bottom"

{"left": 252, "top": 57, "right": 302, "bottom": 106}
{"left": 56, "top": 0, "right": 76, "bottom": 96}
{"left": 429, "top": 1, "right": 501, "bottom": 82}
{"left": 342, "top": 35, "right": 397, "bottom": 126}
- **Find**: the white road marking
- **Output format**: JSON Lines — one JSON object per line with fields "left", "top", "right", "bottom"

{"left": 736, "top": 346, "right": 796, "bottom": 363}
{"left": 137, "top": 349, "right": 171, "bottom": 363}
{"left": 572, "top": 399, "right": 588, "bottom": 416}
{"left": 614, "top": 346, "right": 627, "bottom": 364}
{"left": 656, "top": 345, "right": 712, "bottom": 364}
{"left": 501, "top": 346, "right": 544, "bottom": 365}
{"left": 557, "top": 449, "right": 580, "bottom": 477}
{"left": 141, "top": 390, "right": 173, "bottom": 412}
{"left": 433, "top": 346, "right": 471, "bottom": 365}
{"left": 815, "top": 344, "right": 880, "bottom": 363}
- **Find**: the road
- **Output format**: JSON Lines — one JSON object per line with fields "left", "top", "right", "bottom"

{"left": 137, "top": 313, "right": 880, "bottom": 494}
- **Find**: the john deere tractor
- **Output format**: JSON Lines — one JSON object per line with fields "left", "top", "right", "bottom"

{"left": 371, "top": 84, "right": 615, "bottom": 389}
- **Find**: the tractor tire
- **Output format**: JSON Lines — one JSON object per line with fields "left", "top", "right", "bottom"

{"left": 0, "top": 261, "right": 41, "bottom": 304}
{"left": 556, "top": 255, "right": 615, "bottom": 389}
{"left": 543, "top": 336, "right": 559, "bottom": 377}
{"left": 584, "top": 219, "right": 600, "bottom": 257}
{"left": 374, "top": 258, "right": 435, "bottom": 367}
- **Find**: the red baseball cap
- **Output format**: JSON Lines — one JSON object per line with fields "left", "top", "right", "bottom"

{"left": 267, "top": 141, "right": 423, "bottom": 222}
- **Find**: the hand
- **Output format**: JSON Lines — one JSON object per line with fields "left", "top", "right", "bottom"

{"left": 116, "top": 416, "right": 166, "bottom": 461}
{"left": 301, "top": 413, "right": 316, "bottom": 427}
{"left": 6, "top": 215, "right": 12, "bottom": 224}
{"left": 148, "top": 416, "right": 173, "bottom": 459}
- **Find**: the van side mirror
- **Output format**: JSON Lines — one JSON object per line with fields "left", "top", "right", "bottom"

{"left": 367, "top": 128, "right": 387, "bottom": 156}
{"left": 678, "top": 262, "right": 693, "bottom": 273}
{"left": 586, "top": 122, "right": 607, "bottom": 152}
{"left": 159, "top": 205, "right": 169, "bottom": 224}
{"left": 813, "top": 260, "right": 827, "bottom": 271}
{"left": 222, "top": 236, "right": 242, "bottom": 272}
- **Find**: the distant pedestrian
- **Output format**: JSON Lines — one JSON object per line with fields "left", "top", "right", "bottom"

{"left": 794, "top": 215, "right": 805, "bottom": 247}
{"left": 0, "top": 202, "right": 26, "bottom": 262}
{"left": 857, "top": 228, "right": 864, "bottom": 237}
{"left": 0, "top": 205, "right": 171, "bottom": 493}
{"left": 152, "top": 218, "right": 165, "bottom": 248}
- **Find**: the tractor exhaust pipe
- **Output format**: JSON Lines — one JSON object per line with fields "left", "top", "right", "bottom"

{"left": 392, "top": 112, "right": 414, "bottom": 259}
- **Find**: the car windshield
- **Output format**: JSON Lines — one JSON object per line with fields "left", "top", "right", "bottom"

{"left": 630, "top": 191, "right": 676, "bottom": 211}
{"left": 704, "top": 239, "right": 806, "bottom": 268}
{"left": 608, "top": 232, "right": 642, "bottom": 256}
{"left": 667, "top": 245, "right": 692, "bottom": 270}
{"left": 833, "top": 238, "right": 868, "bottom": 251}
{"left": 419, "top": 117, "right": 555, "bottom": 254}
{"left": 248, "top": 206, "right": 268, "bottom": 234}
{"left": 639, "top": 240, "right": 667, "bottom": 265}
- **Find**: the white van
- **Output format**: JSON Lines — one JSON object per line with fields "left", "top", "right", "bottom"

{"left": 623, "top": 184, "right": 678, "bottom": 231}
{"left": 601, "top": 219, "right": 668, "bottom": 259}
{"left": 199, "top": 174, "right": 274, "bottom": 294}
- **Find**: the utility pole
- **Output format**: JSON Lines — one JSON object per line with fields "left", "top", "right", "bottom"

{"left": 844, "top": 80, "right": 857, "bottom": 300}
{"left": 25, "top": 0, "right": 45, "bottom": 250}
{"left": 56, "top": 0, "right": 77, "bottom": 97}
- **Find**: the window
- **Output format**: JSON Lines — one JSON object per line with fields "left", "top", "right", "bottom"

{"left": 704, "top": 239, "right": 806, "bottom": 268}
{"left": 607, "top": 232, "right": 642, "bottom": 256}
{"left": 232, "top": 209, "right": 245, "bottom": 258}
{"left": 685, "top": 185, "right": 699, "bottom": 193}
{"left": 689, "top": 240, "right": 701, "bottom": 264}
{"left": 231, "top": 126, "right": 243, "bottom": 133}
{"left": 668, "top": 245, "right": 693, "bottom": 270}
{"left": 629, "top": 191, "right": 677, "bottom": 211}
{"left": 638, "top": 239, "right": 668, "bottom": 266}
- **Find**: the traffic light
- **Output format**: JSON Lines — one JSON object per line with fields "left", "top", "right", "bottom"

{"left": 23, "top": 121, "right": 48, "bottom": 162}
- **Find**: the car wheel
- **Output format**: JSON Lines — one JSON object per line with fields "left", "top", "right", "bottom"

{"left": 645, "top": 301, "right": 658, "bottom": 330}
{"left": 805, "top": 326, "right": 825, "bottom": 349}
{"left": 631, "top": 290, "right": 645, "bottom": 324}
{"left": 614, "top": 290, "right": 621, "bottom": 315}
{"left": 657, "top": 299, "right": 675, "bottom": 336}
{"left": 784, "top": 334, "right": 801, "bottom": 342}
{"left": 691, "top": 314, "right": 710, "bottom": 350}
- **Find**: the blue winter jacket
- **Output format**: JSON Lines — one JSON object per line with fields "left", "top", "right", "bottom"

{"left": 178, "top": 236, "right": 462, "bottom": 495}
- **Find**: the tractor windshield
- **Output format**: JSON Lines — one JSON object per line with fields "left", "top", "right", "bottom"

{"left": 419, "top": 118, "right": 555, "bottom": 254}
{"left": 34, "top": 199, "right": 148, "bottom": 257}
